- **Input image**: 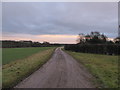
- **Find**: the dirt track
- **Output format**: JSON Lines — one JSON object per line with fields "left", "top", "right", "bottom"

{"left": 15, "top": 48, "right": 95, "bottom": 88}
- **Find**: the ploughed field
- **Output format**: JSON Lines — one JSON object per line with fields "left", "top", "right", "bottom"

{"left": 2, "top": 47, "right": 53, "bottom": 65}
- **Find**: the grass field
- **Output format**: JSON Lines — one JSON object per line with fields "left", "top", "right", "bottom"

{"left": 2, "top": 47, "right": 55, "bottom": 88}
{"left": 2, "top": 47, "right": 53, "bottom": 65}
{"left": 64, "top": 50, "right": 118, "bottom": 88}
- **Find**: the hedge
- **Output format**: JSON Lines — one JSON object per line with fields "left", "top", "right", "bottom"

{"left": 64, "top": 44, "right": 120, "bottom": 55}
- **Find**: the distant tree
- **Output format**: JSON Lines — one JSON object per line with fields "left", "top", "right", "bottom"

{"left": 77, "top": 31, "right": 108, "bottom": 44}
{"left": 42, "top": 41, "right": 50, "bottom": 46}
{"left": 2, "top": 40, "right": 63, "bottom": 48}
{"left": 43, "top": 41, "right": 50, "bottom": 44}
{"left": 114, "top": 36, "right": 120, "bottom": 44}
{"left": 76, "top": 33, "right": 85, "bottom": 44}
{"left": 106, "top": 41, "right": 114, "bottom": 44}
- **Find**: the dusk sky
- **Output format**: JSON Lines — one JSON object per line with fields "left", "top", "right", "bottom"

{"left": 2, "top": 2, "right": 118, "bottom": 44}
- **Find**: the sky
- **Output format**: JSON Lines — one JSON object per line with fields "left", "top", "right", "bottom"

{"left": 2, "top": 2, "right": 118, "bottom": 44}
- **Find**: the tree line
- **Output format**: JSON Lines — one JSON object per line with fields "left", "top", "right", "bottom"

{"left": 1, "top": 40, "right": 64, "bottom": 48}
{"left": 65, "top": 31, "right": 120, "bottom": 55}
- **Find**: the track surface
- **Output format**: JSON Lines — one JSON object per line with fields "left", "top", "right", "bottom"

{"left": 15, "top": 48, "right": 95, "bottom": 88}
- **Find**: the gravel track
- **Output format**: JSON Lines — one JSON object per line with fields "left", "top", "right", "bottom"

{"left": 15, "top": 48, "right": 95, "bottom": 88}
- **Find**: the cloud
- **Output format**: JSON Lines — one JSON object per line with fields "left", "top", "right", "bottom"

{"left": 2, "top": 2, "right": 118, "bottom": 43}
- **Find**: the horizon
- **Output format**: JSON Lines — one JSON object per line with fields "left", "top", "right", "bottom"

{"left": 1, "top": 35, "right": 116, "bottom": 44}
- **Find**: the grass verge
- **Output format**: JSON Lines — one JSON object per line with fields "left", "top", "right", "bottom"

{"left": 2, "top": 47, "right": 55, "bottom": 88}
{"left": 64, "top": 50, "right": 118, "bottom": 88}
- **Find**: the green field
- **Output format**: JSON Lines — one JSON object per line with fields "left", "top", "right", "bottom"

{"left": 65, "top": 50, "right": 118, "bottom": 88}
{"left": 2, "top": 47, "right": 53, "bottom": 65}
{"left": 3, "top": 47, "right": 55, "bottom": 88}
